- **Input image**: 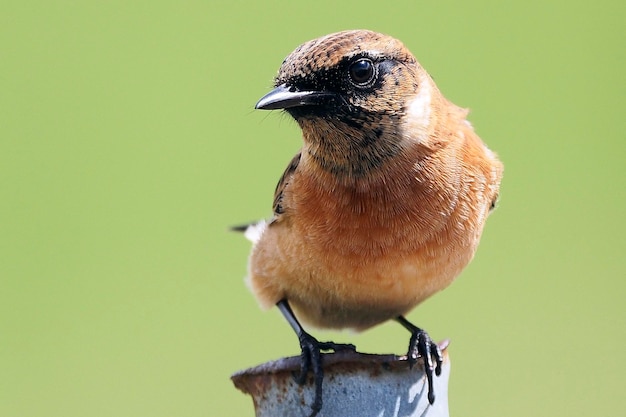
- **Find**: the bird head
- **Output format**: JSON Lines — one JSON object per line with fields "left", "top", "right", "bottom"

{"left": 256, "top": 30, "right": 446, "bottom": 180}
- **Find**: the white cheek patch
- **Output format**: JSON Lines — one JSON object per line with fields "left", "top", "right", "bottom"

{"left": 406, "top": 74, "right": 432, "bottom": 128}
{"left": 401, "top": 73, "right": 433, "bottom": 146}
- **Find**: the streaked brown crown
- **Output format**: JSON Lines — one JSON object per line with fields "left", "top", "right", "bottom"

{"left": 275, "top": 30, "right": 415, "bottom": 85}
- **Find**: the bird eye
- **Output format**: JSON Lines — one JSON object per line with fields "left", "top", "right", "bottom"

{"left": 348, "top": 58, "right": 375, "bottom": 86}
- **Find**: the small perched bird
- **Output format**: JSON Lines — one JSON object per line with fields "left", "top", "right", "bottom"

{"left": 237, "top": 29, "right": 502, "bottom": 416}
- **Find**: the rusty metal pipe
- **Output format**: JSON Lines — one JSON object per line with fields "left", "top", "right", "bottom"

{"left": 232, "top": 341, "right": 450, "bottom": 417}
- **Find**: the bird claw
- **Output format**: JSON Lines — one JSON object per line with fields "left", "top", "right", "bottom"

{"left": 294, "top": 331, "right": 356, "bottom": 417}
{"left": 406, "top": 328, "right": 443, "bottom": 405}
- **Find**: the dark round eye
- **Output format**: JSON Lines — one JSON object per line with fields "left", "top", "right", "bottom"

{"left": 348, "top": 58, "right": 375, "bottom": 85}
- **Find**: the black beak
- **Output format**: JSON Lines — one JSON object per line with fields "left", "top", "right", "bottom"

{"left": 255, "top": 84, "right": 336, "bottom": 110}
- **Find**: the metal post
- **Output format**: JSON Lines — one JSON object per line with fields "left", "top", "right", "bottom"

{"left": 232, "top": 341, "right": 450, "bottom": 417}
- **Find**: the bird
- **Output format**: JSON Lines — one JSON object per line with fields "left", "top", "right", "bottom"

{"left": 236, "top": 29, "right": 503, "bottom": 416}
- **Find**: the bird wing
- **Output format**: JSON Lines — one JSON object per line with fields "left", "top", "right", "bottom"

{"left": 272, "top": 152, "right": 301, "bottom": 222}
{"left": 230, "top": 152, "right": 301, "bottom": 243}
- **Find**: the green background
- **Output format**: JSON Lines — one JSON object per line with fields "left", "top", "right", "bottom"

{"left": 1, "top": 1, "right": 624, "bottom": 416}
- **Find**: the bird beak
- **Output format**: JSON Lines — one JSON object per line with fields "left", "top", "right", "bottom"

{"left": 255, "top": 84, "right": 336, "bottom": 110}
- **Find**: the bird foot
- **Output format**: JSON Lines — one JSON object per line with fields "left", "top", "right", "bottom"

{"left": 406, "top": 327, "right": 443, "bottom": 405}
{"left": 294, "top": 330, "right": 356, "bottom": 417}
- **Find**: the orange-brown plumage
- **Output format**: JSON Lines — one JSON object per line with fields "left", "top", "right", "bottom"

{"left": 247, "top": 30, "right": 502, "bottom": 331}
{"left": 241, "top": 29, "right": 502, "bottom": 413}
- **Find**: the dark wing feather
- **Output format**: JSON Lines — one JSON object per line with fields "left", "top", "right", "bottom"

{"left": 272, "top": 152, "right": 301, "bottom": 222}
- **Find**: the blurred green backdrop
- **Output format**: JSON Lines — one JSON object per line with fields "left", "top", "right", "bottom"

{"left": 1, "top": 1, "right": 624, "bottom": 416}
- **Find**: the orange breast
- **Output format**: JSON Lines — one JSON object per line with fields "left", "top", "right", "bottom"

{"left": 248, "top": 125, "right": 501, "bottom": 330}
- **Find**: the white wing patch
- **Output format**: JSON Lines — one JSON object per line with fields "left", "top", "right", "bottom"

{"left": 244, "top": 220, "right": 267, "bottom": 244}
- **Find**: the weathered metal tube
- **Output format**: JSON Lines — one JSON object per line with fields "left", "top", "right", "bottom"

{"left": 232, "top": 342, "right": 450, "bottom": 417}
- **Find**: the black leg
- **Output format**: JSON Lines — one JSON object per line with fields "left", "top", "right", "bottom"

{"left": 277, "top": 299, "right": 355, "bottom": 417}
{"left": 396, "top": 316, "right": 443, "bottom": 405}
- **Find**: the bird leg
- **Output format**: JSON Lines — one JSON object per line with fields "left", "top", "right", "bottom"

{"left": 277, "top": 299, "right": 355, "bottom": 417}
{"left": 396, "top": 315, "right": 443, "bottom": 405}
